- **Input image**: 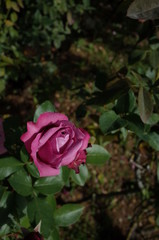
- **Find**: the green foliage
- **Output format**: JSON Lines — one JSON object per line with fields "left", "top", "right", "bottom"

{"left": 27, "top": 197, "right": 54, "bottom": 237}
{"left": 0, "top": 0, "right": 91, "bottom": 94}
{"left": 138, "top": 86, "right": 153, "bottom": 123}
{"left": 86, "top": 144, "right": 111, "bottom": 165}
{"left": 54, "top": 204, "right": 84, "bottom": 227}
{"left": 33, "top": 100, "right": 56, "bottom": 122}
{"left": 8, "top": 168, "right": 33, "bottom": 196}
{"left": 70, "top": 165, "right": 90, "bottom": 186}
{"left": 0, "top": 157, "right": 23, "bottom": 180}
{"left": 127, "top": 0, "right": 159, "bottom": 20}
{"left": 34, "top": 171, "right": 65, "bottom": 195}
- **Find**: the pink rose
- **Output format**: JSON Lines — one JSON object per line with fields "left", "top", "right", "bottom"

{"left": 0, "top": 118, "right": 7, "bottom": 155}
{"left": 21, "top": 112, "right": 90, "bottom": 177}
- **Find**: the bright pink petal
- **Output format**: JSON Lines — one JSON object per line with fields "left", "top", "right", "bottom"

{"left": 36, "top": 161, "right": 60, "bottom": 177}
{"left": 21, "top": 112, "right": 68, "bottom": 143}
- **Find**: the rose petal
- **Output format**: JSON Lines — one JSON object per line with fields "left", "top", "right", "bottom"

{"left": 78, "top": 128, "right": 90, "bottom": 150}
{"left": 56, "top": 134, "right": 69, "bottom": 152}
{"left": 21, "top": 112, "right": 68, "bottom": 143}
{"left": 38, "top": 124, "right": 61, "bottom": 148}
{"left": 38, "top": 140, "right": 62, "bottom": 168}
{"left": 61, "top": 140, "right": 82, "bottom": 166}
{"left": 30, "top": 133, "right": 60, "bottom": 176}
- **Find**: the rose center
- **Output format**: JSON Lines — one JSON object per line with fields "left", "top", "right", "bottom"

{"left": 56, "top": 134, "right": 69, "bottom": 152}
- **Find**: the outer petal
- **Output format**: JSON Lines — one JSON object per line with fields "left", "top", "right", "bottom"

{"left": 30, "top": 132, "right": 60, "bottom": 177}
{"left": 78, "top": 128, "right": 90, "bottom": 150}
{"left": 21, "top": 112, "right": 68, "bottom": 143}
{"left": 36, "top": 161, "right": 60, "bottom": 177}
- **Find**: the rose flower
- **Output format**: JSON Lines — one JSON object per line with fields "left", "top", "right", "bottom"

{"left": 21, "top": 112, "right": 90, "bottom": 177}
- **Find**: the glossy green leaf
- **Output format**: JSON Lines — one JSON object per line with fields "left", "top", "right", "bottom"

{"left": 0, "top": 157, "right": 23, "bottom": 180}
{"left": 87, "top": 144, "right": 111, "bottom": 165}
{"left": 70, "top": 165, "right": 90, "bottom": 186}
{"left": 127, "top": 0, "right": 159, "bottom": 20}
{"left": 27, "top": 198, "right": 54, "bottom": 237}
{"left": 99, "top": 110, "right": 119, "bottom": 134}
{"left": 34, "top": 171, "right": 64, "bottom": 195}
{"left": 138, "top": 87, "right": 153, "bottom": 123}
{"left": 8, "top": 169, "right": 32, "bottom": 196}
{"left": 54, "top": 204, "right": 84, "bottom": 227}
{"left": 86, "top": 144, "right": 110, "bottom": 165}
{"left": 33, "top": 100, "right": 56, "bottom": 122}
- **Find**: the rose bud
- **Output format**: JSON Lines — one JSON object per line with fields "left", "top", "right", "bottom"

{"left": 21, "top": 112, "right": 90, "bottom": 177}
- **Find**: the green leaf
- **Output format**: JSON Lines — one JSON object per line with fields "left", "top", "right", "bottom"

{"left": 115, "top": 90, "right": 136, "bottom": 114}
{"left": 0, "top": 224, "right": 10, "bottom": 237}
{"left": 86, "top": 144, "right": 110, "bottom": 165}
{"left": 20, "top": 147, "right": 29, "bottom": 163}
{"left": 54, "top": 204, "right": 84, "bottom": 227}
{"left": 125, "top": 114, "right": 159, "bottom": 151}
{"left": 27, "top": 198, "right": 54, "bottom": 237}
{"left": 70, "top": 165, "right": 90, "bottom": 186}
{"left": 138, "top": 87, "right": 153, "bottom": 123}
{"left": 0, "top": 157, "right": 23, "bottom": 180}
{"left": 147, "top": 132, "right": 159, "bottom": 151}
{"left": 6, "top": 0, "right": 12, "bottom": 9}
{"left": 10, "top": 12, "right": 18, "bottom": 22}
{"left": 46, "top": 195, "right": 56, "bottom": 212}
{"left": 99, "top": 110, "right": 119, "bottom": 134}
{"left": 127, "top": 0, "right": 159, "bottom": 20}
{"left": 33, "top": 100, "right": 56, "bottom": 122}
{"left": 20, "top": 215, "right": 30, "bottom": 228}
{"left": 0, "top": 79, "right": 5, "bottom": 94}
{"left": 149, "top": 50, "right": 159, "bottom": 69}
{"left": 0, "top": 187, "right": 10, "bottom": 208}
{"left": 17, "top": 0, "right": 24, "bottom": 8}
{"left": 8, "top": 169, "right": 32, "bottom": 196}
{"left": 62, "top": 166, "right": 70, "bottom": 183}
{"left": 34, "top": 170, "right": 64, "bottom": 195}
{"left": 146, "top": 113, "right": 159, "bottom": 125}
{"left": 11, "top": 2, "right": 20, "bottom": 12}
{"left": 47, "top": 228, "right": 60, "bottom": 240}
{"left": 27, "top": 162, "right": 40, "bottom": 178}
